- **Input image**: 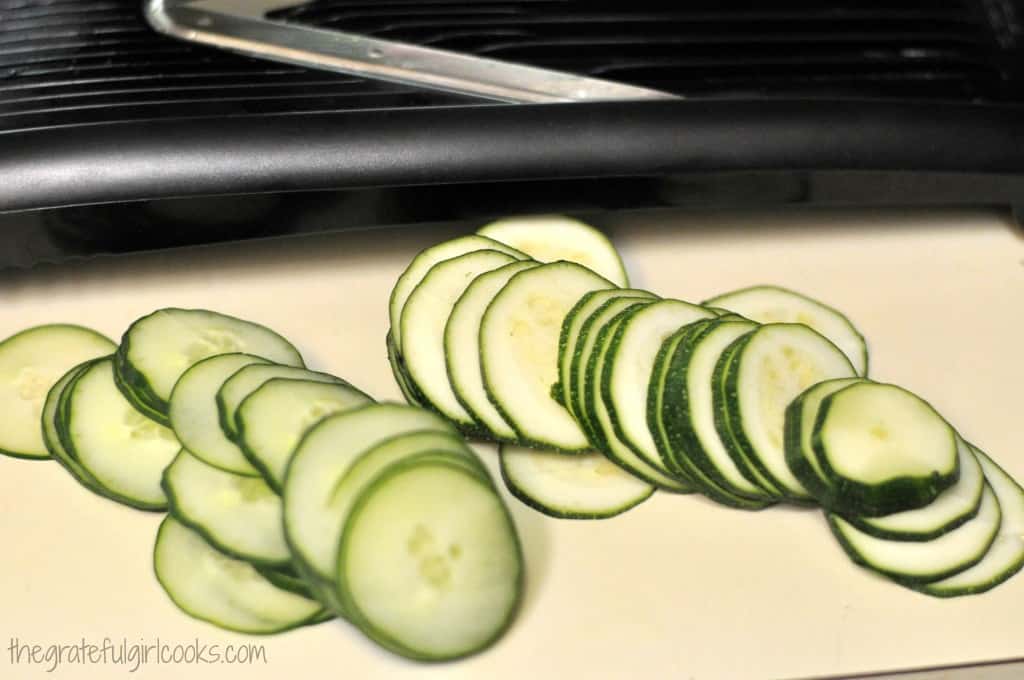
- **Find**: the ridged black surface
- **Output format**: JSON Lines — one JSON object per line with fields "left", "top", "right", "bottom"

{"left": 0, "top": 0, "right": 460, "bottom": 133}
{"left": 2, "top": 0, "right": 1022, "bottom": 135}
{"left": 273, "top": 0, "right": 1020, "bottom": 100}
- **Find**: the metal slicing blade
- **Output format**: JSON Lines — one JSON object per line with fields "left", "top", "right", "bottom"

{"left": 144, "top": 0, "right": 679, "bottom": 104}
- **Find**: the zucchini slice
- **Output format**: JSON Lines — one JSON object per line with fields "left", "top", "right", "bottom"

{"left": 704, "top": 285, "right": 868, "bottom": 376}
{"left": 168, "top": 353, "right": 270, "bottom": 476}
{"left": 162, "top": 450, "right": 290, "bottom": 567}
{"left": 477, "top": 215, "right": 629, "bottom": 286}
{"left": 814, "top": 382, "right": 959, "bottom": 517}
{"left": 282, "top": 403, "right": 455, "bottom": 612}
{"left": 0, "top": 324, "right": 115, "bottom": 459}
{"left": 444, "top": 260, "right": 541, "bottom": 440}
{"left": 655, "top": 318, "right": 778, "bottom": 505}
{"left": 914, "top": 446, "right": 1024, "bottom": 597}
{"left": 557, "top": 288, "right": 658, "bottom": 418}
{"left": 843, "top": 437, "right": 985, "bottom": 541}
{"left": 715, "top": 323, "right": 857, "bottom": 503}
{"left": 828, "top": 483, "right": 1001, "bottom": 584}
{"left": 401, "top": 249, "right": 523, "bottom": 430}
{"left": 480, "top": 261, "right": 614, "bottom": 452}
{"left": 154, "top": 517, "right": 325, "bottom": 634}
{"left": 336, "top": 459, "right": 522, "bottom": 661}
{"left": 603, "top": 299, "right": 716, "bottom": 475}
{"left": 570, "top": 296, "right": 656, "bottom": 439}
{"left": 217, "top": 364, "right": 347, "bottom": 440}
{"left": 59, "top": 358, "right": 180, "bottom": 510}
{"left": 584, "top": 309, "right": 692, "bottom": 493}
{"left": 783, "top": 377, "right": 868, "bottom": 500}
{"left": 235, "top": 378, "right": 373, "bottom": 492}
{"left": 499, "top": 444, "right": 653, "bottom": 519}
{"left": 116, "top": 308, "right": 304, "bottom": 423}
{"left": 389, "top": 235, "right": 526, "bottom": 353}
{"left": 386, "top": 330, "right": 424, "bottom": 407}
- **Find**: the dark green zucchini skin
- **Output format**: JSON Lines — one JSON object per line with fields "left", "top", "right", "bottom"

{"left": 579, "top": 307, "right": 690, "bottom": 492}
{"left": 825, "top": 507, "right": 997, "bottom": 586}
{"left": 782, "top": 386, "right": 836, "bottom": 504}
{"left": 114, "top": 323, "right": 172, "bottom": 426}
{"left": 710, "top": 333, "right": 785, "bottom": 500}
{"left": 652, "top": 320, "right": 774, "bottom": 510}
{"left": 570, "top": 298, "right": 653, "bottom": 443}
{"left": 811, "top": 387, "right": 960, "bottom": 518}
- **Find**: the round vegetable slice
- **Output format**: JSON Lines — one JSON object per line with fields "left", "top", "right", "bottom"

{"left": 163, "top": 449, "right": 290, "bottom": 566}
{"left": 60, "top": 358, "right": 180, "bottom": 510}
{"left": 477, "top": 215, "right": 629, "bottom": 286}
{"left": 499, "top": 444, "right": 653, "bottom": 519}
{"left": 0, "top": 324, "right": 115, "bottom": 459}
{"left": 444, "top": 260, "right": 541, "bottom": 439}
{"left": 116, "top": 308, "right": 304, "bottom": 422}
{"left": 337, "top": 459, "right": 522, "bottom": 661}
{"left": 168, "top": 353, "right": 270, "bottom": 476}
{"left": 814, "top": 381, "right": 959, "bottom": 517}
{"left": 217, "top": 363, "right": 346, "bottom": 440}
{"left": 389, "top": 235, "right": 526, "bottom": 353}
{"left": 235, "top": 378, "right": 373, "bottom": 492}
{"left": 401, "top": 249, "right": 522, "bottom": 429}
{"left": 480, "top": 261, "right": 614, "bottom": 452}
{"left": 154, "top": 517, "right": 324, "bottom": 634}
{"left": 704, "top": 285, "right": 868, "bottom": 376}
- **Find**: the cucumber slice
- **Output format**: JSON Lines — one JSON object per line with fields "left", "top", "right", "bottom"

{"left": 445, "top": 260, "right": 541, "bottom": 440}
{"left": 386, "top": 330, "right": 424, "bottom": 407}
{"left": 217, "top": 364, "right": 347, "bottom": 440}
{"left": 162, "top": 450, "right": 290, "bottom": 567}
{"left": 558, "top": 289, "right": 657, "bottom": 419}
{"left": 844, "top": 437, "right": 985, "bottom": 541}
{"left": 333, "top": 431, "right": 485, "bottom": 527}
{"left": 480, "top": 261, "right": 614, "bottom": 452}
{"left": 389, "top": 235, "right": 526, "bottom": 353}
{"left": 116, "top": 308, "right": 304, "bottom": 422}
{"left": 235, "top": 378, "right": 373, "bottom": 492}
{"left": 282, "top": 404, "right": 455, "bottom": 604}
{"left": 154, "top": 517, "right": 324, "bottom": 634}
{"left": 915, "top": 447, "right": 1024, "bottom": 597}
{"left": 570, "top": 297, "right": 655, "bottom": 438}
{"left": 0, "top": 324, "right": 115, "bottom": 459}
{"left": 704, "top": 285, "right": 868, "bottom": 376}
{"left": 59, "top": 358, "right": 180, "bottom": 510}
{"left": 716, "top": 323, "right": 857, "bottom": 503}
{"left": 783, "top": 377, "right": 869, "bottom": 499}
{"left": 499, "top": 444, "right": 653, "bottom": 519}
{"left": 42, "top": 361, "right": 108, "bottom": 495}
{"left": 814, "top": 381, "right": 959, "bottom": 517}
{"left": 401, "top": 249, "right": 523, "bottom": 429}
{"left": 827, "top": 483, "right": 1001, "bottom": 584}
{"left": 603, "top": 299, "right": 716, "bottom": 475}
{"left": 169, "top": 353, "right": 270, "bottom": 476}
{"left": 655, "top": 319, "right": 778, "bottom": 505}
{"left": 477, "top": 215, "right": 629, "bottom": 286}
{"left": 336, "top": 459, "right": 522, "bottom": 661}
{"left": 585, "top": 310, "right": 692, "bottom": 492}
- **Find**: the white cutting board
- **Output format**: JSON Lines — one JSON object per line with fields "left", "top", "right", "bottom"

{"left": 1, "top": 206, "right": 1022, "bottom": 680}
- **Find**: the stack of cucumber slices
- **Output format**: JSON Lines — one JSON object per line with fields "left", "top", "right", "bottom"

{"left": 387, "top": 215, "right": 1024, "bottom": 597}
{"left": 1, "top": 309, "right": 523, "bottom": 660}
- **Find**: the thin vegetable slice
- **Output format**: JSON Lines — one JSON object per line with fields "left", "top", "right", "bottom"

{"left": 500, "top": 444, "right": 654, "bottom": 519}
{"left": 0, "top": 324, "right": 115, "bottom": 459}
{"left": 477, "top": 214, "right": 629, "bottom": 286}
{"left": 337, "top": 459, "right": 522, "bottom": 661}
{"left": 704, "top": 285, "right": 868, "bottom": 375}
